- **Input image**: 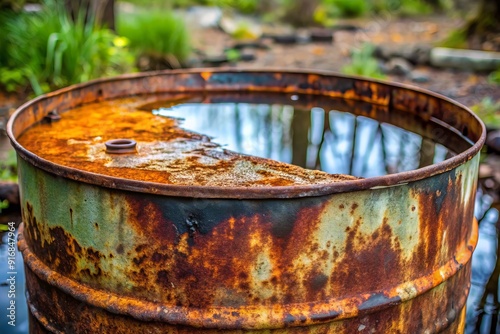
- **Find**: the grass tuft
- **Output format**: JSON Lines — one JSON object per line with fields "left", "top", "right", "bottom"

{"left": 0, "top": 0, "right": 135, "bottom": 95}
{"left": 117, "top": 9, "right": 191, "bottom": 68}
{"left": 342, "top": 43, "right": 386, "bottom": 80}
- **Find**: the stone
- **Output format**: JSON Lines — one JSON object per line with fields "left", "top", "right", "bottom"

{"left": 385, "top": 57, "right": 413, "bottom": 76}
{"left": 264, "top": 34, "right": 299, "bottom": 44}
{"left": 239, "top": 50, "right": 256, "bottom": 62}
{"left": 309, "top": 28, "right": 334, "bottom": 43}
{"left": 219, "top": 15, "right": 262, "bottom": 40}
{"left": 409, "top": 70, "right": 430, "bottom": 83}
{"left": 409, "top": 45, "right": 432, "bottom": 65}
{"left": 183, "top": 6, "right": 222, "bottom": 28}
{"left": 202, "top": 55, "right": 231, "bottom": 67}
{"left": 486, "top": 130, "right": 500, "bottom": 154}
{"left": 479, "top": 163, "right": 493, "bottom": 179}
{"left": 331, "top": 24, "right": 361, "bottom": 32}
{"left": 430, "top": 47, "right": 500, "bottom": 71}
{"left": 374, "top": 44, "right": 431, "bottom": 65}
{"left": 231, "top": 41, "right": 269, "bottom": 50}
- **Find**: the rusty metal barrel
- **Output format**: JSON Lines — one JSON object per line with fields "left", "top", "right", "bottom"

{"left": 7, "top": 69, "right": 485, "bottom": 333}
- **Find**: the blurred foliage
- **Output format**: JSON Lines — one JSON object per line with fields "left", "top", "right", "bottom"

{"left": 206, "top": 0, "right": 259, "bottom": 14}
{"left": 314, "top": 0, "right": 433, "bottom": 23}
{"left": 0, "top": 149, "right": 17, "bottom": 182}
{"left": 439, "top": 29, "right": 469, "bottom": 49}
{"left": 0, "top": 68, "right": 26, "bottom": 93}
{"left": 282, "top": 0, "right": 319, "bottom": 27}
{"left": 0, "top": 0, "right": 490, "bottom": 95}
{"left": 440, "top": 0, "right": 500, "bottom": 51}
{"left": 0, "top": 11, "right": 16, "bottom": 68}
{"left": 322, "top": 0, "right": 368, "bottom": 18}
{"left": 471, "top": 97, "right": 500, "bottom": 129}
{"left": 117, "top": 9, "right": 191, "bottom": 67}
{"left": 342, "top": 43, "right": 387, "bottom": 79}
{"left": 0, "top": 0, "right": 135, "bottom": 95}
{"left": 230, "top": 22, "right": 259, "bottom": 40}
{"left": 371, "top": 0, "right": 432, "bottom": 16}
{"left": 119, "top": 0, "right": 438, "bottom": 21}
{"left": 121, "top": 0, "right": 259, "bottom": 13}
{"left": 225, "top": 48, "right": 241, "bottom": 62}
{"left": 0, "top": 0, "right": 25, "bottom": 11}
{"left": 489, "top": 68, "right": 500, "bottom": 85}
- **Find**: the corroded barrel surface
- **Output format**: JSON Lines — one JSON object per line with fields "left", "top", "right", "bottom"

{"left": 8, "top": 69, "right": 485, "bottom": 333}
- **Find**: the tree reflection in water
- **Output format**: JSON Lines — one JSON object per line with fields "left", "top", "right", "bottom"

{"left": 153, "top": 93, "right": 462, "bottom": 177}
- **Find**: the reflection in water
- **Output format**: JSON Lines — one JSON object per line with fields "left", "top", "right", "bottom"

{"left": 467, "top": 190, "right": 500, "bottom": 334}
{"left": 152, "top": 94, "right": 466, "bottom": 178}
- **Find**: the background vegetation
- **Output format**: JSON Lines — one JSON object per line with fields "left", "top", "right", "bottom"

{"left": 0, "top": 0, "right": 135, "bottom": 95}
{"left": 0, "top": 0, "right": 497, "bottom": 94}
{"left": 117, "top": 10, "right": 190, "bottom": 69}
{"left": 0, "top": 0, "right": 493, "bottom": 93}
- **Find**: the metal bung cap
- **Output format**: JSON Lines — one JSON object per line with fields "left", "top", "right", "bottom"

{"left": 105, "top": 139, "right": 137, "bottom": 154}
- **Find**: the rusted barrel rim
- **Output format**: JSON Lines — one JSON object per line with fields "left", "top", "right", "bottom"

{"left": 6, "top": 68, "right": 486, "bottom": 199}
{"left": 17, "top": 220, "right": 478, "bottom": 330}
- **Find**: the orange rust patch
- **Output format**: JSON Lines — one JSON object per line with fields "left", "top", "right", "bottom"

{"left": 17, "top": 97, "right": 357, "bottom": 187}
{"left": 120, "top": 193, "right": 333, "bottom": 307}
{"left": 24, "top": 202, "right": 105, "bottom": 280}
{"left": 333, "top": 217, "right": 405, "bottom": 295}
{"left": 200, "top": 72, "right": 212, "bottom": 81}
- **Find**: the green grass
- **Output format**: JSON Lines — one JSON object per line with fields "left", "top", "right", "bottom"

{"left": 117, "top": 9, "right": 191, "bottom": 66}
{"left": 207, "top": 0, "right": 259, "bottom": 14}
{"left": 439, "top": 29, "right": 468, "bottom": 49}
{"left": 471, "top": 97, "right": 500, "bottom": 129}
{"left": 120, "top": 0, "right": 259, "bottom": 13}
{"left": 0, "top": 149, "right": 17, "bottom": 182}
{"left": 323, "top": 0, "right": 368, "bottom": 18}
{"left": 313, "top": 0, "right": 433, "bottom": 24}
{"left": 488, "top": 68, "right": 500, "bottom": 85}
{"left": 0, "top": 220, "right": 11, "bottom": 230}
{"left": 371, "top": 0, "right": 432, "bottom": 16}
{"left": 119, "top": 0, "right": 434, "bottom": 21}
{"left": 0, "top": 0, "right": 135, "bottom": 95}
{"left": 342, "top": 43, "right": 386, "bottom": 80}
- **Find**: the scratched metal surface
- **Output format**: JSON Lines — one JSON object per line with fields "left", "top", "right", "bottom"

{"left": 7, "top": 69, "right": 485, "bottom": 333}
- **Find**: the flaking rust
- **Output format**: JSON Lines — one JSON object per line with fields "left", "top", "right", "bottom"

{"left": 8, "top": 69, "right": 485, "bottom": 333}
{"left": 16, "top": 95, "right": 357, "bottom": 187}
